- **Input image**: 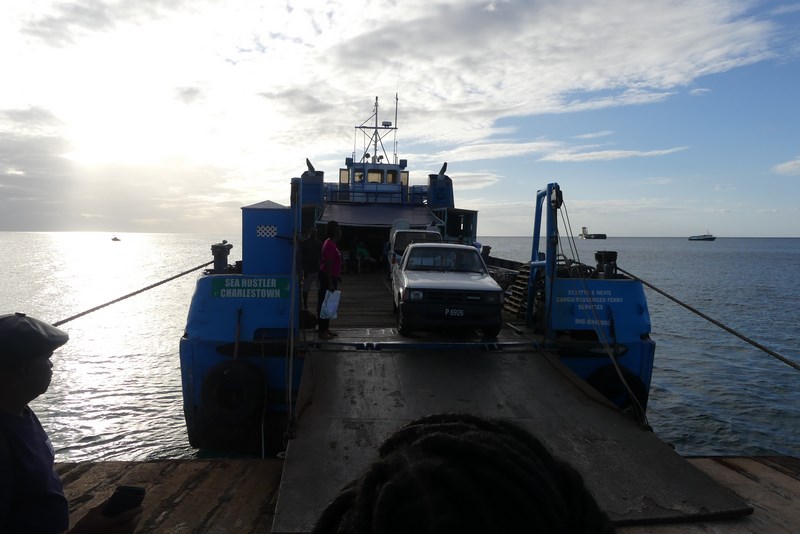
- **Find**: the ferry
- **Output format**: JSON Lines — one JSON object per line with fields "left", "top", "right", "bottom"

{"left": 579, "top": 225, "right": 607, "bottom": 239}
{"left": 178, "top": 96, "right": 482, "bottom": 453}
{"left": 689, "top": 232, "right": 716, "bottom": 241}
{"left": 172, "top": 98, "right": 800, "bottom": 531}
{"left": 178, "top": 97, "right": 655, "bottom": 453}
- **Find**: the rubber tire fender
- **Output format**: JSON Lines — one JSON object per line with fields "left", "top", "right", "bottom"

{"left": 586, "top": 364, "right": 649, "bottom": 411}
{"left": 201, "top": 359, "right": 265, "bottom": 427}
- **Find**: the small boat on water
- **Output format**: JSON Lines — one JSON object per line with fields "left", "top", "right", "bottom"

{"left": 178, "top": 97, "right": 655, "bottom": 454}
{"left": 111, "top": 236, "right": 121, "bottom": 241}
{"left": 579, "top": 225, "right": 607, "bottom": 239}
{"left": 689, "top": 232, "right": 716, "bottom": 241}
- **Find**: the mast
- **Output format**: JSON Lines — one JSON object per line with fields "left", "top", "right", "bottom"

{"left": 374, "top": 97, "right": 379, "bottom": 163}
{"left": 393, "top": 93, "right": 399, "bottom": 164}
{"left": 352, "top": 96, "right": 398, "bottom": 164}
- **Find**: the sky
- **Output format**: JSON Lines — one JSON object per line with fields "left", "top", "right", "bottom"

{"left": 1, "top": 0, "right": 799, "bottom": 238}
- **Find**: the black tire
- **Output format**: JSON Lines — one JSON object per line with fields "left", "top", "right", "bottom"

{"left": 586, "top": 364, "right": 648, "bottom": 411}
{"left": 201, "top": 359, "right": 265, "bottom": 427}
{"left": 482, "top": 325, "right": 501, "bottom": 338}
{"left": 397, "top": 307, "right": 411, "bottom": 336}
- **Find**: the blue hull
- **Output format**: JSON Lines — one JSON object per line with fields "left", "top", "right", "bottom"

{"left": 548, "top": 276, "right": 655, "bottom": 410}
{"left": 528, "top": 184, "right": 656, "bottom": 415}
{"left": 179, "top": 339, "right": 304, "bottom": 454}
{"left": 179, "top": 186, "right": 305, "bottom": 454}
{"left": 179, "top": 272, "right": 305, "bottom": 453}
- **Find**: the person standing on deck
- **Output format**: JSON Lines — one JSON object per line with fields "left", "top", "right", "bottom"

{"left": 300, "top": 227, "right": 322, "bottom": 312}
{"left": 317, "top": 221, "right": 342, "bottom": 340}
{"left": 0, "top": 312, "right": 142, "bottom": 534}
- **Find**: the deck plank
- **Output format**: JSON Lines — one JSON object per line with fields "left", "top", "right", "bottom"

{"left": 58, "top": 459, "right": 283, "bottom": 533}
{"left": 618, "top": 457, "right": 800, "bottom": 533}
{"left": 55, "top": 455, "right": 799, "bottom": 533}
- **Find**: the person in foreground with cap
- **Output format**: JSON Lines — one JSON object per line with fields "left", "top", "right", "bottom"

{"left": 0, "top": 312, "right": 142, "bottom": 533}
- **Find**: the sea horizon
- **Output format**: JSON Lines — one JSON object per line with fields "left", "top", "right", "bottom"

{"left": 2, "top": 230, "right": 798, "bottom": 239}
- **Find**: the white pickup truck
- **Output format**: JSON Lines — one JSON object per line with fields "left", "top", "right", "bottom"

{"left": 390, "top": 242, "right": 504, "bottom": 338}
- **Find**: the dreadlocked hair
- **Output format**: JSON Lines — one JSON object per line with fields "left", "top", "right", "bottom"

{"left": 312, "top": 412, "right": 615, "bottom": 534}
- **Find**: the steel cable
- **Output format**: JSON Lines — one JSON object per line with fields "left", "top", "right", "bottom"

{"left": 53, "top": 261, "right": 213, "bottom": 327}
{"left": 617, "top": 266, "right": 800, "bottom": 372}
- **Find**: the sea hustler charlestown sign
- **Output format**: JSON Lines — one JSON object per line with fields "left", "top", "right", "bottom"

{"left": 211, "top": 277, "right": 290, "bottom": 299}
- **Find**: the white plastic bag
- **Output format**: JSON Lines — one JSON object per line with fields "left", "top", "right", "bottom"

{"left": 320, "top": 289, "right": 341, "bottom": 320}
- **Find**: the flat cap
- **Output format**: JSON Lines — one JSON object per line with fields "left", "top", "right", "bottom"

{"left": 0, "top": 312, "right": 69, "bottom": 368}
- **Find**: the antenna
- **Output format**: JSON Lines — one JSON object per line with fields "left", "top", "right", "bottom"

{"left": 352, "top": 96, "right": 398, "bottom": 164}
{"left": 373, "top": 96, "right": 379, "bottom": 163}
{"left": 393, "top": 93, "right": 399, "bottom": 164}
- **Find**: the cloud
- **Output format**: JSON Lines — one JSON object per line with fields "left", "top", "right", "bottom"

{"left": 540, "top": 146, "right": 688, "bottom": 162}
{"left": 773, "top": 157, "right": 800, "bottom": 176}
{"left": 18, "top": 0, "right": 206, "bottom": 46}
{"left": 574, "top": 131, "right": 614, "bottom": 139}
{"left": 176, "top": 87, "right": 204, "bottom": 104}
{"left": 258, "top": 89, "right": 334, "bottom": 115}
{"left": 450, "top": 170, "right": 502, "bottom": 191}
{"left": 642, "top": 177, "right": 673, "bottom": 186}
{"left": 21, "top": 0, "right": 116, "bottom": 46}
{"left": 428, "top": 140, "right": 562, "bottom": 165}
{"left": 690, "top": 88, "right": 712, "bottom": 96}
{"left": 0, "top": 0, "right": 788, "bottom": 234}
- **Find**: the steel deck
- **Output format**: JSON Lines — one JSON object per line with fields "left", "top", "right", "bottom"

{"left": 271, "top": 336, "right": 752, "bottom": 533}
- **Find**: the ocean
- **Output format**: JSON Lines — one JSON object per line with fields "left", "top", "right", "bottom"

{"left": 2, "top": 232, "right": 798, "bottom": 461}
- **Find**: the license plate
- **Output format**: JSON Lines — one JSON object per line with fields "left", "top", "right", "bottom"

{"left": 444, "top": 308, "right": 464, "bottom": 317}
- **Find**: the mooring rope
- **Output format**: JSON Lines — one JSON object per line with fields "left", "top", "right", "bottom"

{"left": 53, "top": 261, "right": 213, "bottom": 327}
{"left": 617, "top": 266, "right": 800, "bottom": 372}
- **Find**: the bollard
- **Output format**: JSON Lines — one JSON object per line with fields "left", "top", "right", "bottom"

{"left": 210, "top": 240, "right": 233, "bottom": 273}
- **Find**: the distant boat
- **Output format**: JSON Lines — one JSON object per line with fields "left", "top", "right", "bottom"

{"left": 579, "top": 226, "right": 607, "bottom": 239}
{"left": 112, "top": 236, "right": 121, "bottom": 241}
{"left": 688, "top": 232, "right": 715, "bottom": 241}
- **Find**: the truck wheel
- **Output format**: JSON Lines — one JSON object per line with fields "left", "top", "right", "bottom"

{"left": 397, "top": 308, "right": 411, "bottom": 336}
{"left": 482, "top": 325, "right": 501, "bottom": 338}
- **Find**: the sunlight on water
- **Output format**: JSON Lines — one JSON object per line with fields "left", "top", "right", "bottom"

{"left": 2, "top": 232, "right": 232, "bottom": 461}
